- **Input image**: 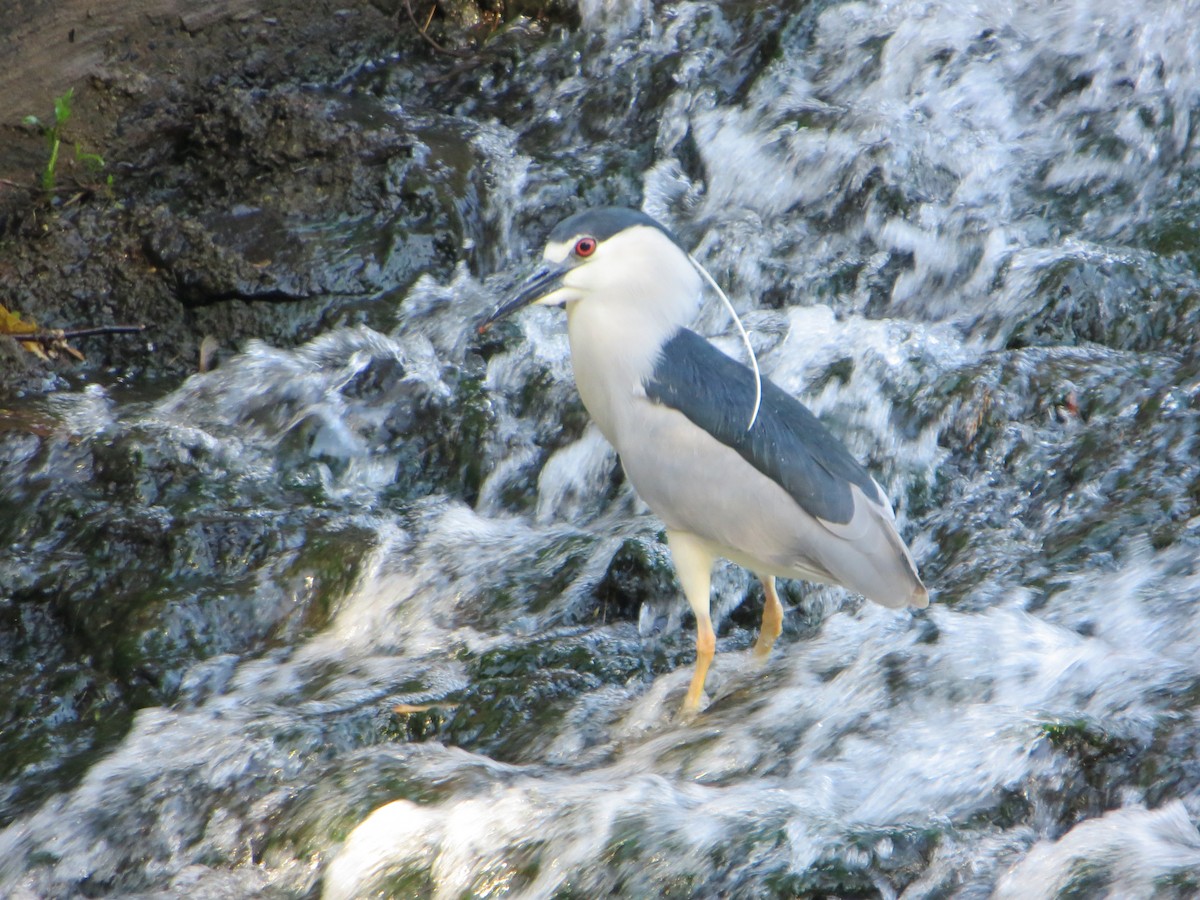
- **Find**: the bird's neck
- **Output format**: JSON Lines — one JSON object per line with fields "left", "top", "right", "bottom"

{"left": 565, "top": 296, "right": 685, "bottom": 449}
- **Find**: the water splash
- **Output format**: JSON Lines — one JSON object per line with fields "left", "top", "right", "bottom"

{"left": 5, "top": 0, "right": 1200, "bottom": 896}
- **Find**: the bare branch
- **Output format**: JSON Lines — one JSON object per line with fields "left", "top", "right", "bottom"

{"left": 14, "top": 324, "right": 146, "bottom": 342}
{"left": 402, "top": 0, "right": 472, "bottom": 58}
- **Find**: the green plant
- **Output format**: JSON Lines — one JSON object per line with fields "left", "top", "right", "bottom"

{"left": 23, "top": 89, "right": 108, "bottom": 195}
{"left": 75, "top": 144, "right": 105, "bottom": 178}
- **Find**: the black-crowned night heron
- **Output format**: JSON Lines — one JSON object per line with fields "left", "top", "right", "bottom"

{"left": 484, "top": 207, "right": 928, "bottom": 714}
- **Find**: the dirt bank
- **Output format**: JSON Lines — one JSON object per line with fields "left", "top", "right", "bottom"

{"left": 0, "top": 0, "right": 524, "bottom": 398}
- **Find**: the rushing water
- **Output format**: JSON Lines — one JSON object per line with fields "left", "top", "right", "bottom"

{"left": 4, "top": 0, "right": 1200, "bottom": 896}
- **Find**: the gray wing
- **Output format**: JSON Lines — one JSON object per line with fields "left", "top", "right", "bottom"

{"left": 643, "top": 328, "right": 884, "bottom": 526}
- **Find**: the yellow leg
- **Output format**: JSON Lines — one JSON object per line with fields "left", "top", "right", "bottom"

{"left": 684, "top": 611, "right": 716, "bottom": 714}
{"left": 666, "top": 530, "right": 715, "bottom": 715}
{"left": 753, "top": 576, "right": 783, "bottom": 659}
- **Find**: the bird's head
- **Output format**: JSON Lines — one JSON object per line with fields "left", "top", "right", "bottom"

{"left": 482, "top": 207, "right": 702, "bottom": 332}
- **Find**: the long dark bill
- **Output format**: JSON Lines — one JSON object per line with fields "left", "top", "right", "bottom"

{"left": 478, "top": 262, "right": 570, "bottom": 334}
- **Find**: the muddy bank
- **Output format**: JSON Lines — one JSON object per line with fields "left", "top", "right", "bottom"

{"left": 0, "top": 0, "right": 546, "bottom": 399}
{"left": 0, "top": 1, "right": 264, "bottom": 144}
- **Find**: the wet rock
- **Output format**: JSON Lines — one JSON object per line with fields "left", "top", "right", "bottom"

{"left": 140, "top": 205, "right": 290, "bottom": 305}
{"left": 1005, "top": 252, "right": 1200, "bottom": 353}
{"left": 0, "top": 403, "right": 374, "bottom": 825}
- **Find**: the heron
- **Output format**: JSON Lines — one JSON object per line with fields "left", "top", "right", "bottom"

{"left": 483, "top": 207, "right": 927, "bottom": 713}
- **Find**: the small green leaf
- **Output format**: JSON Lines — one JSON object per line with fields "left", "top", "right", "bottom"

{"left": 53, "top": 88, "right": 74, "bottom": 127}
{"left": 75, "top": 143, "right": 105, "bottom": 173}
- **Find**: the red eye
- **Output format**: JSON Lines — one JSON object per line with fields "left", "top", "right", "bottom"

{"left": 574, "top": 237, "right": 597, "bottom": 257}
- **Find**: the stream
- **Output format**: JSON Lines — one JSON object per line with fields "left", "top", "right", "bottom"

{"left": 4, "top": 0, "right": 1200, "bottom": 896}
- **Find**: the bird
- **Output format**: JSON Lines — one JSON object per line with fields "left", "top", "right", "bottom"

{"left": 483, "top": 206, "right": 928, "bottom": 714}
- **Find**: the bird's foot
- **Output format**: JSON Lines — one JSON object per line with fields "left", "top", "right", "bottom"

{"left": 751, "top": 634, "right": 777, "bottom": 663}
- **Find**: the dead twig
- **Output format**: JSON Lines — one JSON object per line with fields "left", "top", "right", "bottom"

{"left": 402, "top": 0, "right": 472, "bottom": 57}
{"left": 17, "top": 324, "right": 146, "bottom": 342}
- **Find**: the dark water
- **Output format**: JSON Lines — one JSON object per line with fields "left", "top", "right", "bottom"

{"left": 4, "top": 0, "right": 1200, "bottom": 896}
